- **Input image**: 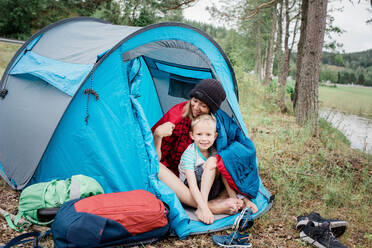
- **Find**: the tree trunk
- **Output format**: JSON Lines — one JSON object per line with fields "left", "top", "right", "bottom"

{"left": 275, "top": 1, "right": 283, "bottom": 85}
{"left": 264, "top": 4, "right": 277, "bottom": 85}
{"left": 278, "top": 0, "right": 290, "bottom": 112}
{"left": 255, "top": 20, "right": 263, "bottom": 83}
{"left": 294, "top": 0, "right": 328, "bottom": 130}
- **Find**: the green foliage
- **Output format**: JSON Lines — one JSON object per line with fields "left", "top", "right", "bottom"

{"left": 184, "top": 20, "right": 255, "bottom": 72}
{"left": 335, "top": 68, "right": 372, "bottom": 86}
{"left": 322, "top": 50, "right": 372, "bottom": 69}
{"left": 268, "top": 77, "right": 295, "bottom": 101}
{"left": 0, "top": 0, "right": 191, "bottom": 39}
{"left": 0, "top": 0, "right": 109, "bottom": 39}
{"left": 94, "top": 0, "right": 192, "bottom": 27}
{"left": 321, "top": 49, "right": 372, "bottom": 86}
{"left": 322, "top": 51, "right": 345, "bottom": 66}
{"left": 319, "top": 65, "right": 338, "bottom": 83}
{"left": 0, "top": 0, "right": 43, "bottom": 39}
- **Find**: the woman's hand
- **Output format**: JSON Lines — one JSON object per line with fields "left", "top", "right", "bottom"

{"left": 154, "top": 122, "right": 175, "bottom": 138}
{"left": 154, "top": 122, "right": 175, "bottom": 160}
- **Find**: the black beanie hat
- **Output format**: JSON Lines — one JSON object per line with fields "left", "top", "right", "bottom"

{"left": 189, "top": 78, "right": 226, "bottom": 114}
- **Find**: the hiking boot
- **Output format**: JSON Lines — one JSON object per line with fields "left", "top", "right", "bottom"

{"left": 297, "top": 212, "right": 348, "bottom": 237}
{"left": 212, "top": 231, "right": 252, "bottom": 248}
{"left": 300, "top": 221, "right": 348, "bottom": 248}
{"left": 232, "top": 207, "right": 254, "bottom": 232}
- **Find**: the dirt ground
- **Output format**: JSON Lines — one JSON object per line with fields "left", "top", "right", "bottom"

{"left": 0, "top": 179, "right": 327, "bottom": 248}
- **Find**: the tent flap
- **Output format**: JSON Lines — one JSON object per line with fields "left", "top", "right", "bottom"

{"left": 9, "top": 51, "right": 93, "bottom": 96}
{"left": 155, "top": 62, "right": 212, "bottom": 79}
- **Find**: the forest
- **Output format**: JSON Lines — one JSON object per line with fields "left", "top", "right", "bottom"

{"left": 320, "top": 49, "right": 372, "bottom": 86}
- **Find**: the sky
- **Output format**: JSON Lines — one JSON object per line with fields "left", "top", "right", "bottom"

{"left": 183, "top": 0, "right": 372, "bottom": 53}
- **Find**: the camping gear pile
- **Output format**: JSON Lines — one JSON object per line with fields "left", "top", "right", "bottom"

{"left": 4, "top": 175, "right": 104, "bottom": 232}
{"left": 0, "top": 17, "right": 273, "bottom": 245}
{"left": 296, "top": 212, "right": 348, "bottom": 248}
{"left": 2, "top": 186, "right": 170, "bottom": 248}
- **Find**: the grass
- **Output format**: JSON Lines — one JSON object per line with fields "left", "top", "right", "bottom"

{"left": 0, "top": 42, "right": 20, "bottom": 75}
{"left": 0, "top": 42, "right": 20, "bottom": 77}
{"left": 236, "top": 73, "right": 372, "bottom": 247}
{"left": 0, "top": 46, "right": 371, "bottom": 247}
{"left": 319, "top": 84, "right": 372, "bottom": 119}
{"left": 0, "top": 42, "right": 20, "bottom": 76}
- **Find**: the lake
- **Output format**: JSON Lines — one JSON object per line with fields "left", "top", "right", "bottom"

{"left": 319, "top": 108, "right": 372, "bottom": 154}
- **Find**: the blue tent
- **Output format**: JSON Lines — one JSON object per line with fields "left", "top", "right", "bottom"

{"left": 0, "top": 17, "right": 272, "bottom": 238}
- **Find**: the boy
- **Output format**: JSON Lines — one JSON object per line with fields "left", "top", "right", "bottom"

{"left": 179, "top": 114, "right": 258, "bottom": 225}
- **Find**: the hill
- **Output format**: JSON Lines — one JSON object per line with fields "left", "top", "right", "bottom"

{"left": 322, "top": 49, "right": 372, "bottom": 68}
{"left": 320, "top": 49, "right": 372, "bottom": 86}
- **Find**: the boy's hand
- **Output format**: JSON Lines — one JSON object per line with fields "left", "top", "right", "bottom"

{"left": 195, "top": 207, "right": 214, "bottom": 225}
{"left": 205, "top": 157, "right": 217, "bottom": 170}
{"left": 154, "top": 122, "right": 175, "bottom": 138}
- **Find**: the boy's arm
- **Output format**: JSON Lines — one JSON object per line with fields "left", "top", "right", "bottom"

{"left": 185, "top": 170, "right": 214, "bottom": 224}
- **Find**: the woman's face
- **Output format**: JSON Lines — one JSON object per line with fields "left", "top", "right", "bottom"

{"left": 190, "top": 97, "right": 210, "bottom": 117}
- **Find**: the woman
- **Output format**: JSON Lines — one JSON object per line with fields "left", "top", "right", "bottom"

{"left": 152, "top": 79, "right": 245, "bottom": 218}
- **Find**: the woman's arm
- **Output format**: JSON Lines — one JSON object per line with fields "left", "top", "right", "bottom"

{"left": 153, "top": 122, "right": 175, "bottom": 160}
{"left": 153, "top": 133, "right": 163, "bottom": 160}
{"left": 221, "top": 175, "right": 237, "bottom": 199}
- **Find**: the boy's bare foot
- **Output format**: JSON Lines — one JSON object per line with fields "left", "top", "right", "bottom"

{"left": 243, "top": 198, "right": 258, "bottom": 213}
{"left": 209, "top": 198, "right": 244, "bottom": 215}
{"left": 195, "top": 207, "right": 214, "bottom": 225}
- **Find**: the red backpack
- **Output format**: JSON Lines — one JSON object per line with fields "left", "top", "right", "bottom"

{"left": 51, "top": 190, "right": 170, "bottom": 247}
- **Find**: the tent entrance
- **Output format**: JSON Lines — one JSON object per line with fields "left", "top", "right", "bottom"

{"left": 122, "top": 39, "right": 215, "bottom": 113}
{"left": 143, "top": 56, "right": 213, "bottom": 113}
{"left": 131, "top": 53, "right": 236, "bottom": 129}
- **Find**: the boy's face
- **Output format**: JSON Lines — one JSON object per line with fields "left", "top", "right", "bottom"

{"left": 190, "top": 120, "right": 218, "bottom": 152}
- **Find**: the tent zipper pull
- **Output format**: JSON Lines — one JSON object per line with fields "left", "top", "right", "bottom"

{"left": 0, "top": 89, "right": 8, "bottom": 99}
{"left": 84, "top": 71, "right": 99, "bottom": 125}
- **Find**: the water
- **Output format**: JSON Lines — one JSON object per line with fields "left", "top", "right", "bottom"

{"left": 319, "top": 108, "right": 372, "bottom": 154}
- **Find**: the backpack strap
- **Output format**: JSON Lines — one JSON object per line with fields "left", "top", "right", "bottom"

{"left": 69, "top": 176, "right": 81, "bottom": 200}
{"left": 4, "top": 212, "right": 31, "bottom": 232}
{"left": 1, "top": 231, "right": 42, "bottom": 248}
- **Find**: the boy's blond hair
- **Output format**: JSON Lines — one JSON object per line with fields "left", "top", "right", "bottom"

{"left": 190, "top": 114, "right": 216, "bottom": 131}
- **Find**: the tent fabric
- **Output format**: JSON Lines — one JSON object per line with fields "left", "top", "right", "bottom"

{"left": 122, "top": 40, "right": 212, "bottom": 69}
{"left": 0, "top": 17, "right": 272, "bottom": 238}
{"left": 0, "top": 73, "right": 71, "bottom": 189}
{"left": 9, "top": 51, "right": 93, "bottom": 96}
{"left": 31, "top": 19, "right": 141, "bottom": 65}
{"left": 155, "top": 62, "right": 212, "bottom": 79}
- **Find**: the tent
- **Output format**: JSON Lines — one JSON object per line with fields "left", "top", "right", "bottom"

{"left": 0, "top": 17, "right": 273, "bottom": 237}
